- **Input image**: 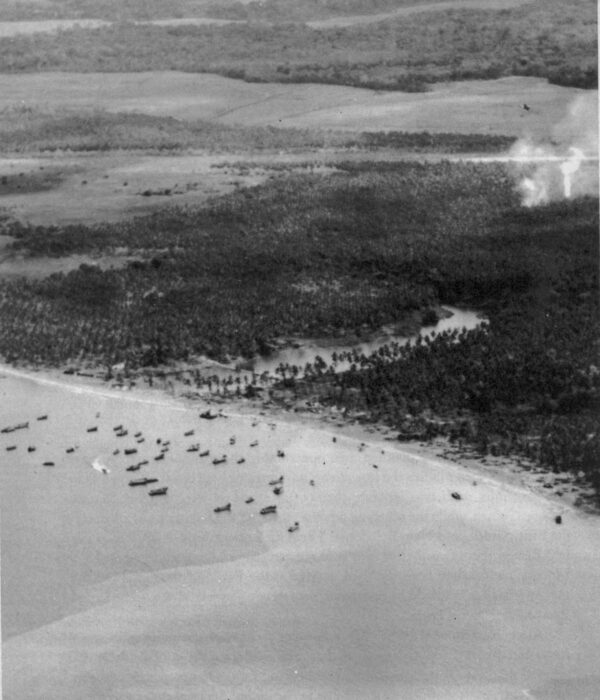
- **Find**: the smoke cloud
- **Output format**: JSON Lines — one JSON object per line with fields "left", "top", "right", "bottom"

{"left": 512, "top": 93, "right": 598, "bottom": 207}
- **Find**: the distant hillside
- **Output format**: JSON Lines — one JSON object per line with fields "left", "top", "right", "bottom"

{"left": 0, "top": 0, "right": 595, "bottom": 90}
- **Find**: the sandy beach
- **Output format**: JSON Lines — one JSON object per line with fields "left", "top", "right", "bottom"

{"left": 1, "top": 367, "right": 600, "bottom": 700}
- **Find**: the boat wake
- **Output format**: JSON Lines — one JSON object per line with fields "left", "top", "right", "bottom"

{"left": 92, "top": 458, "right": 110, "bottom": 475}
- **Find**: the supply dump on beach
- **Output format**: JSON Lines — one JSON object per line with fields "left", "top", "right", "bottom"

{"left": 2, "top": 370, "right": 600, "bottom": 700}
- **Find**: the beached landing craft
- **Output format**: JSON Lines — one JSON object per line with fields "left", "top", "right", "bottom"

{"left": 186, "top": 444, "right": 199, "bottom": 452}
{"left": 184, "top": 430, "right": 194, "bottom": 437}
{"left": 86, "top": 426, "right": 98, "bottom": 433}
{"left": 269, "top": 476, "right": 283, "bottom": 486}
{"left": 199, "top": 449, "right": 210, "bottom": 457}
{"left": 200, "top": 410, "right": 218, "bottom": 420}
{"left": 245, "top": 497, "right": 254, "bottom": 504}
{"left": 288, "top": 522, "right": 300, "bottom": 533}
{"left": 250, "top": 440, "right": 259, "bottom": 447}
{"left": 277, "top": 450, "right": 285, "bottom": 458}
{"left": 36, "top": 415, "right": 48, "bottom": 421}
{"left": 214, "top": 503, "right": 231, "bottom": 513}
{"left": 273, "top": 486, "right": 283, "bottom": 495}
{"left": 126, "top": 464, "right": 141, "bottom": 472}
{"left": 260, "top": 505, "right": 277, "bottom": 515}
{"left": 124, "top": 448, "right": 137, "bottom": 455}
{"left": 237, "top": 457, "right": 246, "bottom": 464}
{"left": 154, "top": 453, "right": 165, "bottom": 461}
{"left": 129, "top": 477, "right": 158, "bottom": 486}
{"left": 213, "top": 455, "right": 227, "bottom": 465}
{"left": 43, "top": 461, "right": 55, "bottom": 467}
{"left": 6, "top": 445, "right": 16, "bottom": 451}
{"left": 149, "top": 487, "right": 168, "bottom": 496}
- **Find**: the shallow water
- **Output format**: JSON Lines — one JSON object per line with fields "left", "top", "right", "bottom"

{"left": 1, "top": 371, "right": 600, "bottom": 699}
{"left": 245, "top": 306, "right": 483, "bottom": 376}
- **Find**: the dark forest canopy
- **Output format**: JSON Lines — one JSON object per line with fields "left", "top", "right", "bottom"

{"left": 0, "top": 162, "right": 597, "bottom": 486}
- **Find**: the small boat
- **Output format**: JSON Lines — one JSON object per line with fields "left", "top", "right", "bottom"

{"left": 149, "top": 487, "right": 168, "bottom": 496}
{"left": 372, "top": 464, "right": 379, "bottom": 469}
{"left": 160, "top": 446, "right": 169, "bottom": 453}
{"left": 154, "top": 453, "right": 165, "bottom": 461}
{"left": 113, "top": 449, "right": 120, "bottom": 455}
{"left": 273, "top": 486, "right": 283, "bottom": 495}
{"left": 184, "top": 430, "right": 194, "bottom": 437}
{"left": 200, "top": 410, "right": 218, "bottom": 420}
{"left": 277, "top": 450, "right": 285, "bottom": 458}
{"left": 268, "top": 476, "right": 283, "bottom": 486}
{"left": 260, "top": 505, "right": 277, "bottom": 515}
{"left": 129, "top": 477, "right": 158, "bottom": 486}
{"left": 138, "top": 460, "right": 149, "bottom": 466}
{"left": 309, "top": 479, "right": 315, "bottom": 486}
{"left": 186, "top": 444, "right": 199, "bottom": 452}
{"left": 126, "top": 464, "right": 141, "bottom": 472}
{"left": 288, "top": 522, "right": 300, "bottom": 533}
{"left": 199, "top": 450, "right": 210, "bottom": 457}
{"left": 116, "top": 430, "right": 128, "bottom": 438}
{"left": 451, "top": 492, "right": 462, "bottom": 500}
{"left": 136, "top": 437, "right": 145, "bottom": 443}
{"left": 237, "top": 457, "right": 246, "bottom": 464}
{"left": 245, "top": 497, "right": 254, "bottom": 504}
{"left": 124, "top": 448, "right": 137, "bottom": 455}
{"left": 2, "top": 421, "right": 29, "bottom": 433}
{"left": 87, "top": 426, "right": 98, "bottom": 433}
{"left": 212, "top": 456, "right": 226, "bottom": 465}
{"left": 250, "top": 440, "right": 258, "bottom": 447}
{"left": 66, "top": 447, "right": 75, "bottom": 453}
{"left": 214, "top": 503, "right": 231, "bottom": 513}
{"left": 162, "top": 441, "right": 171, "bottom": 448}
{"left": 6, "top": 445, "right": 16, "bottom": 451}
{"left": 229, "top": 436, "right": 236, "bottom": 445}
{"left": 27, "top": 446, "right": 36, "bottom": 453}
{"left": 37, "top": 415, "right": 48, "bottom": 421}
{"left": 134, "top": 432, "right": 142, "bottom": 438}
{"left": 43, "top": 461, "right": 55, "bottom": 467}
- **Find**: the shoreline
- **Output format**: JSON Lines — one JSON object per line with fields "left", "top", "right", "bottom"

{"left": 3, "top": 360, "right": 600, "bottom": 699}
{"left": 1, "top": 360, "right": 596, "bottom": 518}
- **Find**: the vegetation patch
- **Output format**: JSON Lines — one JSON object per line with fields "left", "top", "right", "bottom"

{"left": 0, "top": 0, "right": 595, "bottom": 89}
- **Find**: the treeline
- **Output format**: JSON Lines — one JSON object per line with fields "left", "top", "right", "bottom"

{"left": 0, "top": 0, "right": 595, "bottom": 90}
{"left": 0, "top": 106, "right": 515, "bottom": 154}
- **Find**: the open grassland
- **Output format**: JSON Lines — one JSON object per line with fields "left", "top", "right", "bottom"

{"left": 0, "top": 73, "right": 586, "bottom": 138}
{"left": 0, "top": 0, "right": 595, "bottom": 90}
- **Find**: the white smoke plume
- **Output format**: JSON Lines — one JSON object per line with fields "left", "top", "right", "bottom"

{"left": 511, "top": 93, "right": 599, "bottom": 207}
